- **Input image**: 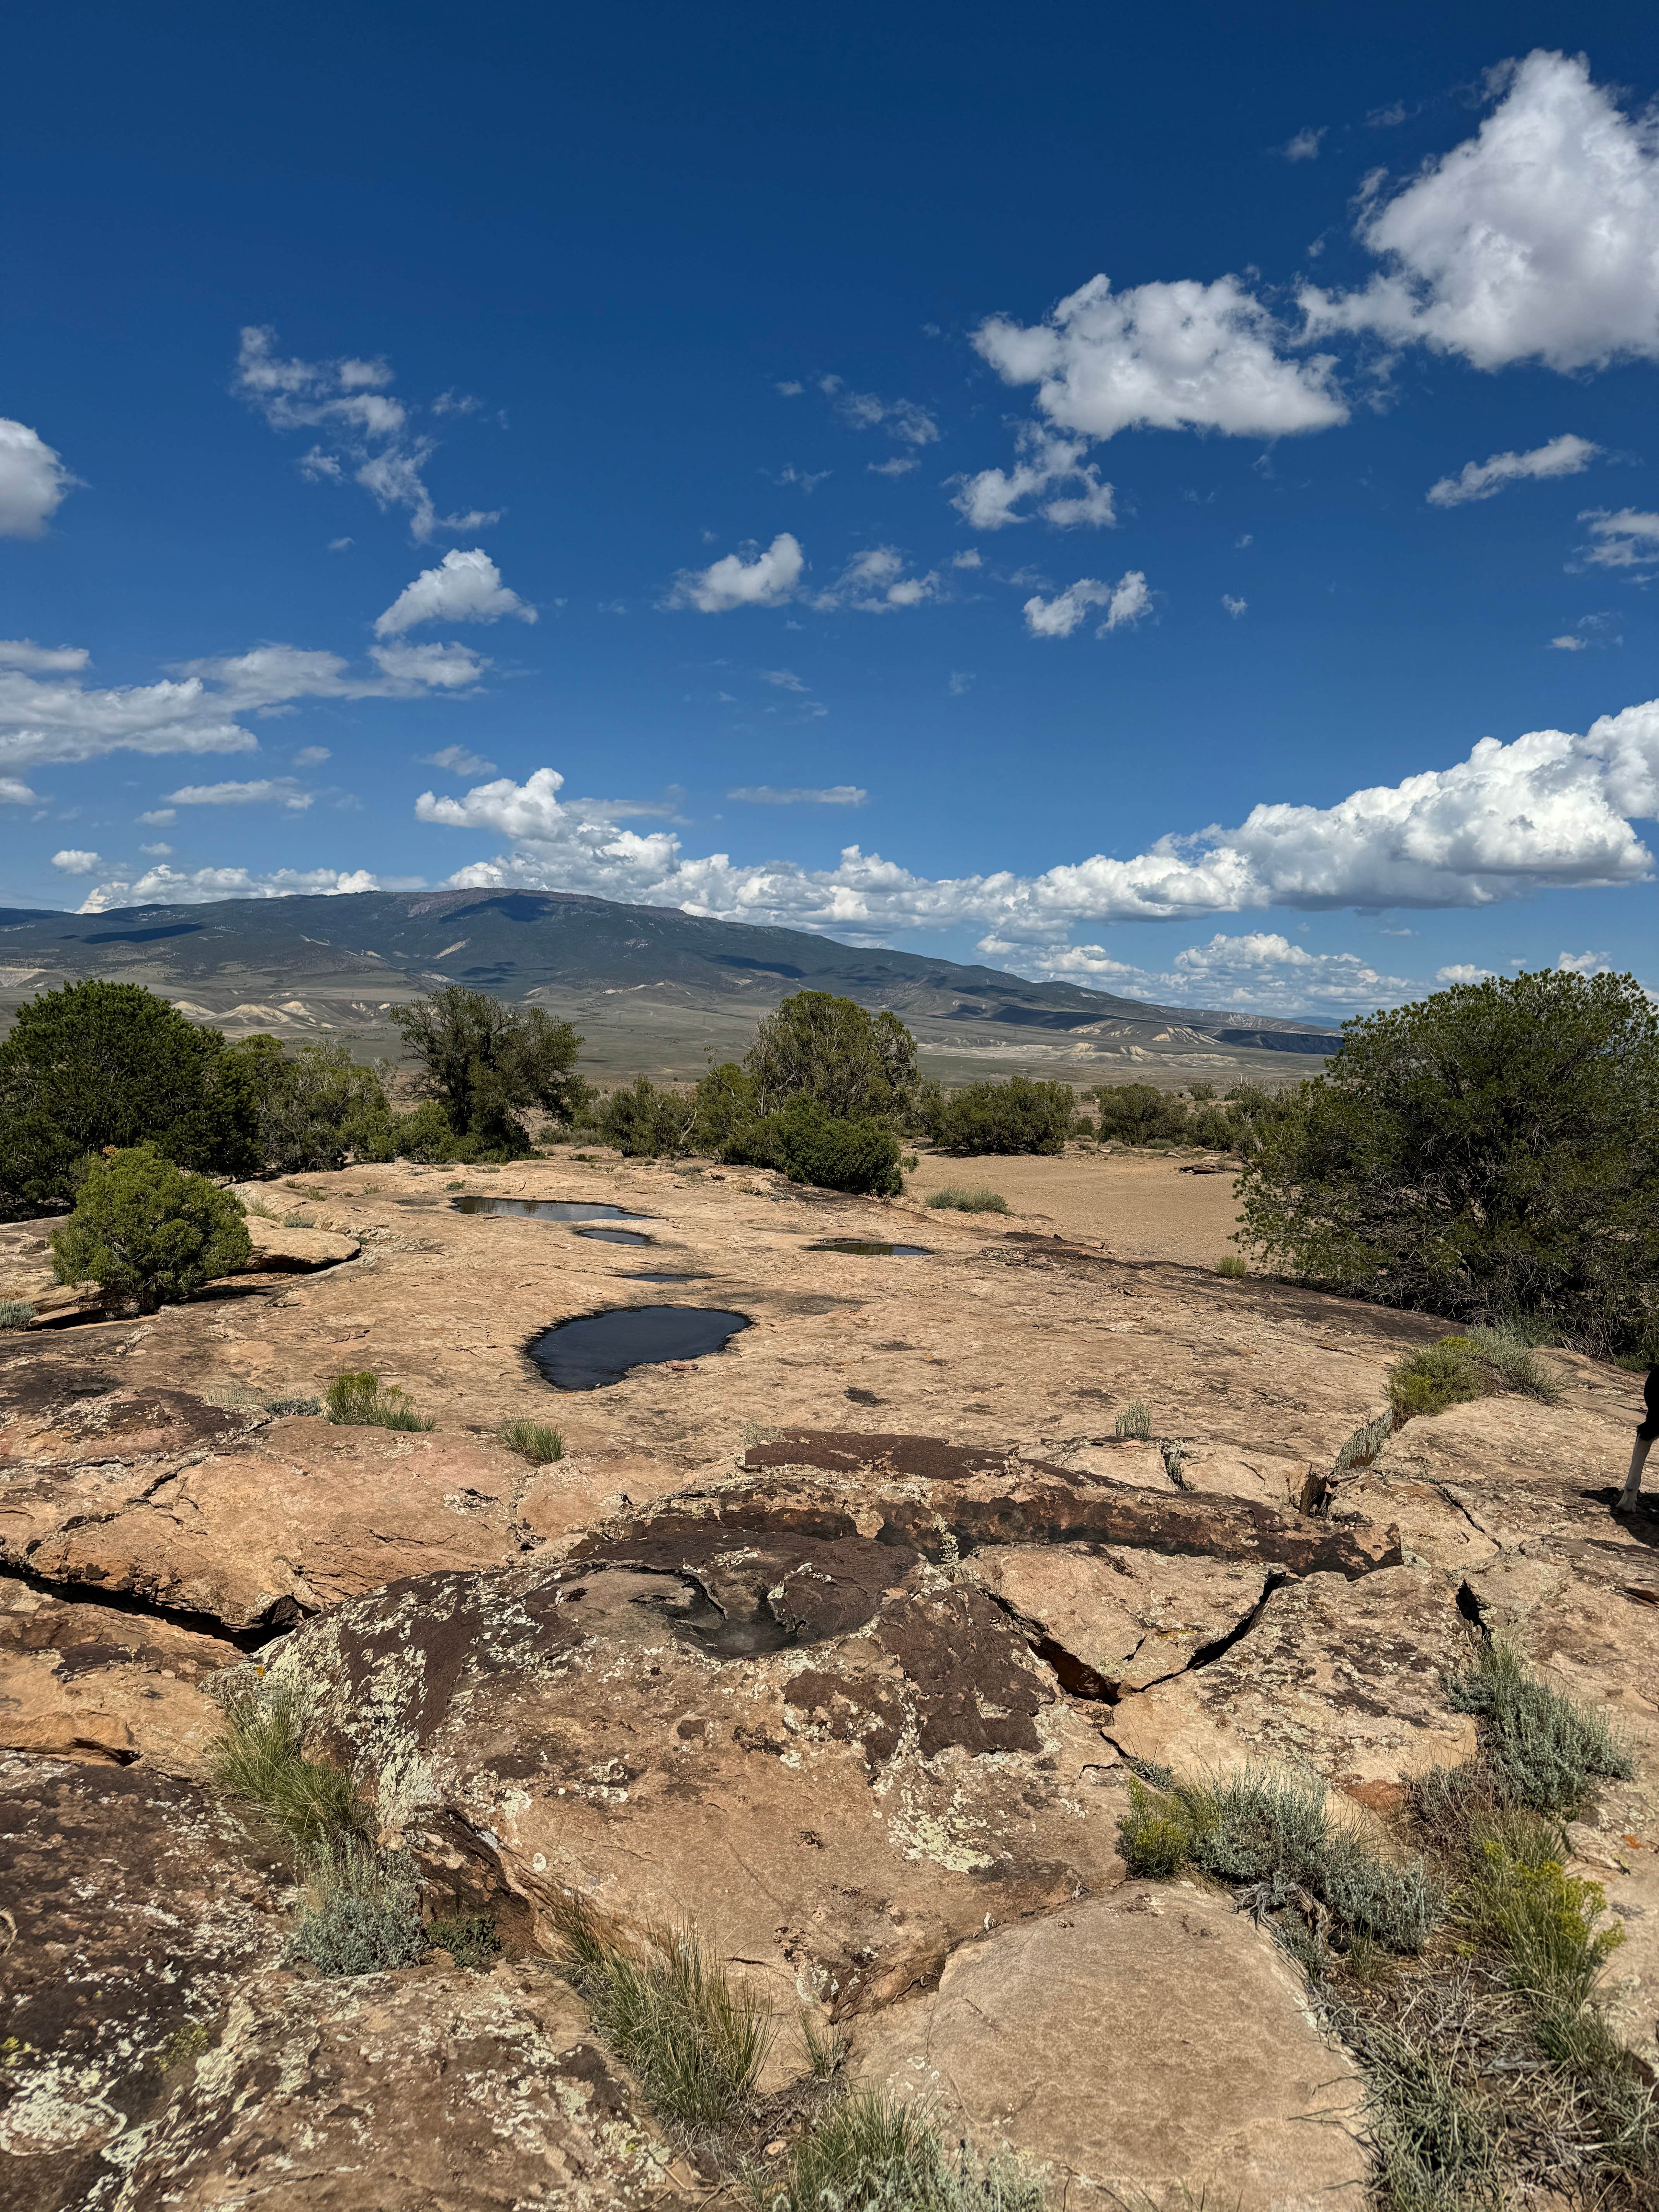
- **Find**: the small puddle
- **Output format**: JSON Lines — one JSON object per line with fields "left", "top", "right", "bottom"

{"left": 530, "top": 1305, "right": 750, "bottom": 1391}
{"left": 452, "top": 1197, "right": 653, "bottom": 1221}
{"left": 807, "top": 1238, "right": 932, "bottom": 1257}
{"left": 623, "top": 1271, "right": 703, "bottom": 1283}
{"left": 574, "top": 1226, "right": 651, "bottom": 1246}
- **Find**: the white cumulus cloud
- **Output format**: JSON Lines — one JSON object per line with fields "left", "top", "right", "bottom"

{"left": 0, "top": 419, "right": 77, "bottom": 538}
{"left": 667, "top": 533, "right": 804, "bottom": 612}
{"left": 0, "top": 639, "right": 89, "bottom": 673}
{"left": 1427, "top": 432, "right": 1600, "bottom": 507}
{"left": 374, "top": 547, "right": 536, "bottom": 636}
{"left": 51, "top": 848, "right": 100, "bottom": 873}
{"left": 77, "top": 863, "right": 388, "bottom": 914}
{"left": 409, "top": 694, "right": 1659, "bottom": 944}
{"left": 975, "top": 274, "right": 1348, "bottom": 441}
{"left": 1024, "top": 570, "right": 1149, "bottom": 638}
{"left": 952, "top": 428, "right": 1116, "bottom": 531}
{"left": 1302, "top": 52, "right": 1659, "bottom": 371}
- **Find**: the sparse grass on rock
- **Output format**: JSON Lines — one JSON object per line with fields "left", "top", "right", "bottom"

{"left": 498, "top": 1417, "right": 564, "bottom": 1464}
{"left": 210, "top": 1685, "right": 364, "bottom": 1852}
{"left": 753, "top": 2089, "right": 1045, "bottom": 2212}
{"left": 1215, "top": 1253, "right": 1248, "bottom": 1279}
{"left": 1113, "top": 1399, "right": 1152, "bottom": 1441}
{"left": 1388, "top": 1328, "right": 1560, "bottom": 1421}
{"left": 924, "top": 1186, "right": 1010, "bottom": 1214}
{"left": 325, "top": 1370, "right": 436, "bottom": 1431}
{"left": 554, "top": 1895, "right": 769, "bottom": 2133}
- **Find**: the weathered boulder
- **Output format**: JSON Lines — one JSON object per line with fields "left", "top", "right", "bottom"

{"left": 266, "top": 1481, "right": 1135, "bottom": 2013}
{"left": 3, "top": 1393, "right": 534, "bottom": 1630}
{"left": 855, "top": 1885, "right": 1368, "bottom": 2211}
{"left": 0, "top": 1580, "right": 235, "bottom": 1774}
{"left": 236, "top": 1218, "right": 359, "bottom": 1273}
{"left": 123, "top": 1964, "right": 692, "bottom": 2211}
{"left": 0, "top": 1754, "right": 285, "bottom": 2212}
{"left": 1106, "top": 1563, "right": 1479, "bottom": 1786}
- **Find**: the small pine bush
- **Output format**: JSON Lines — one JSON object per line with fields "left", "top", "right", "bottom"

{"left": 924, "top": 1186, "right": 1010, "bottom": 1214}
{"left": 49, "top": 1146, "right": 252, "bottom": 1314}
{"left": 325, "top": 1370, "right": 436, "bottom": 1431}
{"left": 734, "top": 1094, "right": 903, "bottom": 1196}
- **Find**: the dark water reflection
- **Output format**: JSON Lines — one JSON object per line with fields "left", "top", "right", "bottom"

{"left": 530, "top": 1305, "right": 750, "bottom": 1390}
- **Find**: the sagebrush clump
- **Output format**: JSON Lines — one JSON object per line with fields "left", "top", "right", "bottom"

{"left": 498, "top": 1417, "right": 564, "bottom": 1464}
{"left": 924, "top": 1185, "right": 1009, "bottom": 1213}
{"left": 1388, "top": 1329, "right": 1561, "bottom": 1421}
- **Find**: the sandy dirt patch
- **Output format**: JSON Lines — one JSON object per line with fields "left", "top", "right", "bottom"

{"left": 905, "top": 1149, "right": 1245, "bottom": 1269}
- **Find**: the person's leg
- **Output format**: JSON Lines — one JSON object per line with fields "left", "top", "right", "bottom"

{"left": 1617, "top": 1434, "right": 1654, "bottom": 1512}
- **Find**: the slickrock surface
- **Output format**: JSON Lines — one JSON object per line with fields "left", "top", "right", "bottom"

{"left": 2, "top": 1152, "right": 1656, "bottom": 2201}
{"left": 855, "top": 1886, "right": 1368, "bottom": 2210}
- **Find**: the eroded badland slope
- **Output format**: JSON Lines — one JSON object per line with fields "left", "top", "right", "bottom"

{"left": 1, "top": 1154, "right": 1654, "bottom": 2209}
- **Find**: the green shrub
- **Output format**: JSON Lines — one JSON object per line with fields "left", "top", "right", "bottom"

{"left": 596, "top": 1076, "right": 697, "bottom": 1159}
{"left": 0, "top": 1300, "right": 33, "bottom": 1330}
{"left": 745, "top": 991, "right": 918, "bottom": 1125}
{"left": 1215, "top": 1254, "right": 1248, "bottom": 1279}
{"left": 930, "top": 1076, "right": 1077, "bottom": 1157}
{"left": 1120, "top": 1767, "right": 1441, "bottom": 1952}
{"left": 0, "top": 978, "right": 261, "bottom": 1213}
{"left": 392, "top": 1100, "right": 486, "bottom": 1164}
{"left": 48, "top": 1147, "right": 252, "bottom": 1314}
{"left": 1091, "top": 1081, "right": 1187, "bottom": 1146}
{"left": 225, "top": 1036, "right": 397, "bottom": 1171}
{"left": 923, "top": 1185, "right": 1010, "bottom": 1214}
{"left": 757, "top": 2089, "right": 1044, "bottom": 2212}
{"left": 425, "top": 1912, "right": 502, "bottom": 1969}
{"left": 325, "top": 1370, "right": 436, "bottom": 1431}
{"left": 1446, "top": 1641, "right": 1632, "bottom": 1818}
{"left": 1237, "top": 969, "right": 1659, "bottom": 1357}
{"left": 1326, "top": 1999, "right": 1504, "bottom": 2212}
{"left": 287, "top": 1842, "right": 428, "bottom": 1977}
{"left": 210, "top": 1685, "right": 362, "bottom": 1851}
{"left": 555, "top": 1896, "right": 769, "bottom": 2131}
{"left": 732, "top": 1094, "right": 903, "bottom": 1196}
{"left": 392, "top": 986, "right": 587, "bottom": 1154}
{"left": 1458, "top": 1810, "right": 1623, "bottom": 2011}
{"left": 1389, "top": 1330, "right": 1563, "bottom": 1421}
{"left": 1113, "top": 1399, "right": 1152, "bottom": 1441}
{"left": 498, "top": 1418, "right": 564, "bottom": 1464}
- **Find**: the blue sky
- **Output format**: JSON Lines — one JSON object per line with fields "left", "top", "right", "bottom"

{"left": 3, "top": 0, "right": 1659, "bottom": 1017}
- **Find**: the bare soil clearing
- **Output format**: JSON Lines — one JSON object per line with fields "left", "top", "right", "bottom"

{"left": 906, "top": 1146, "right": 1246, "bottom": 1268}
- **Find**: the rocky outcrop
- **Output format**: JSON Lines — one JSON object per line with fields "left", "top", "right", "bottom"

{"left": 122, "top": 1965, "right": 691, "bottom": 2211}
{"left": 855, "top": 1886, "right": 1368, "bottom": 2210}
{"left": 0, "top": 1578, "right": 235, "bottom": 1773}
{"left": 0, "top": 1754, "right": 286, "bottom": 2212}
